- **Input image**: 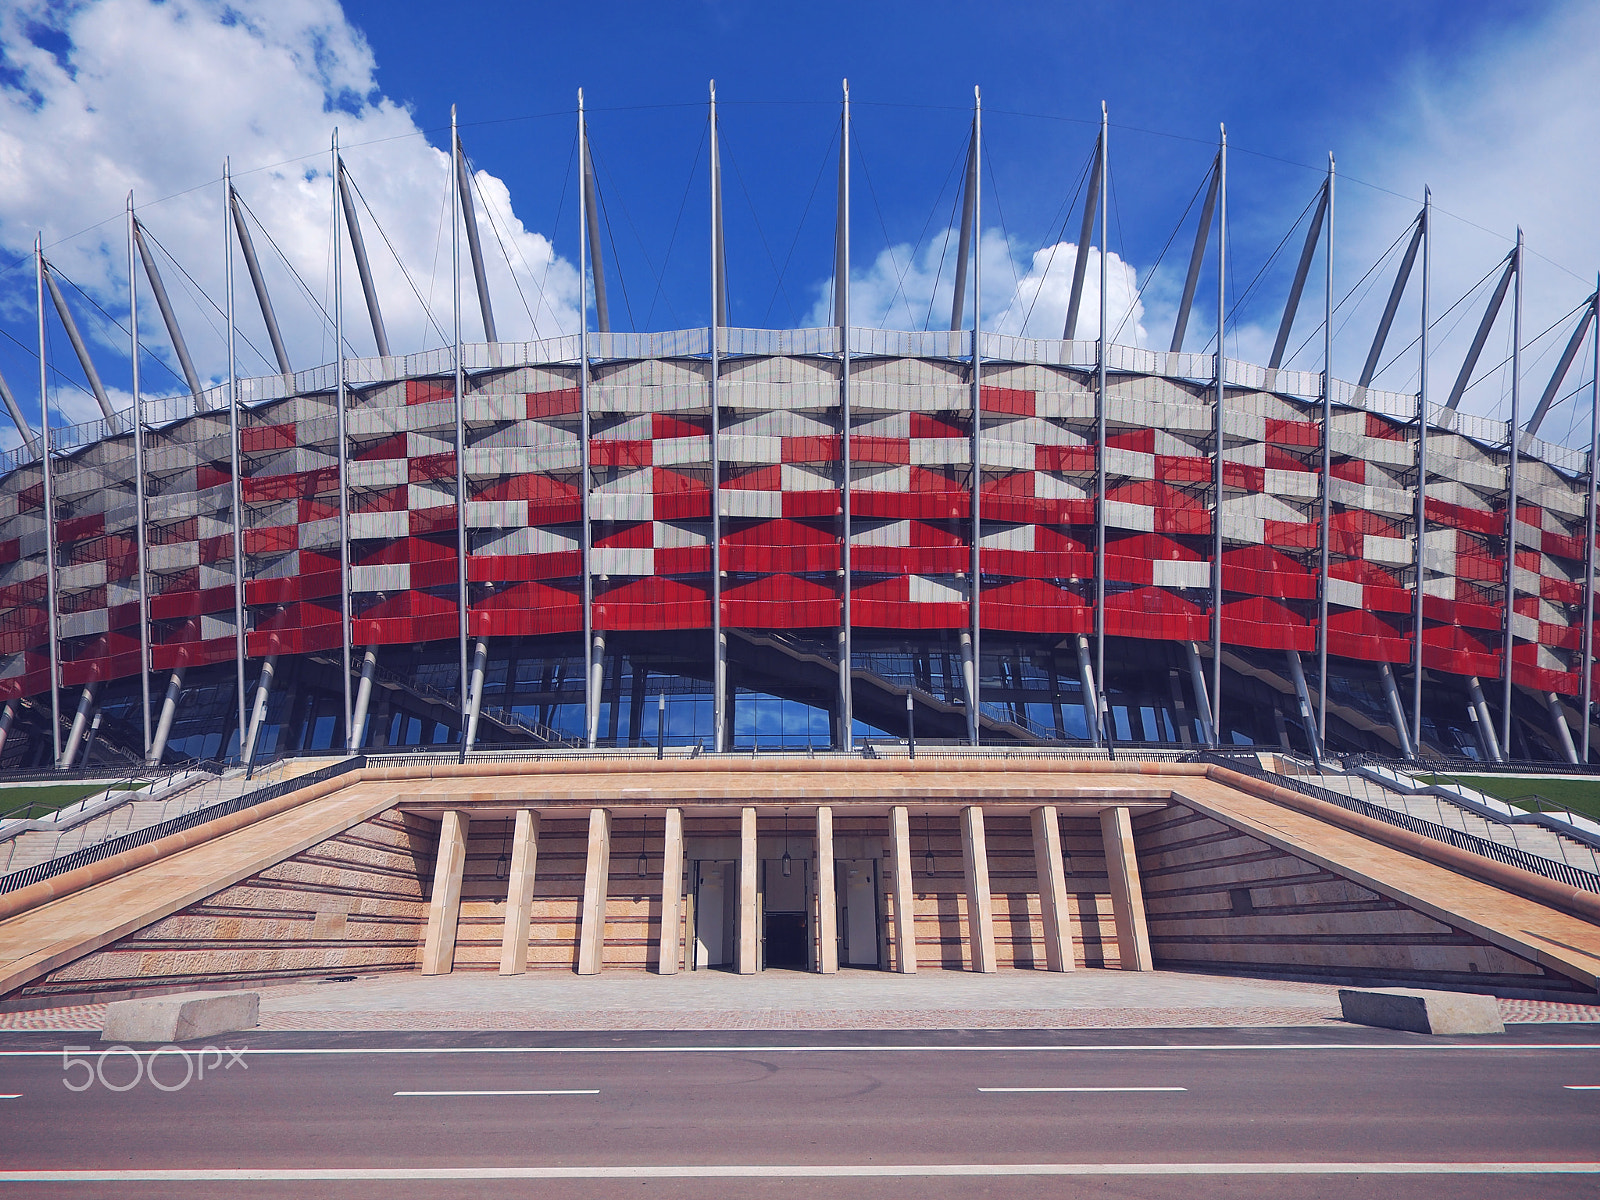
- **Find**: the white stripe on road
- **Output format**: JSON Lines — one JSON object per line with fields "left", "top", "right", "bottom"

{"left": 979, "top": 1086, "right": 1186, "bottom": 1093}
{"left": 394, "top": 1089, "right": 598, "bottom": 1097}
{"left": 0, "top": 1042, "right": 1595, "bottom": 1058}
{"left": 0, "top": 1094, "right": 19, "bottom": 1099}
{"left": 0, "top": 1162, "right": 1595, "bottom": 1181}
{"left": 1565, "top": 1085, "right": 1600, "bottom": 1090}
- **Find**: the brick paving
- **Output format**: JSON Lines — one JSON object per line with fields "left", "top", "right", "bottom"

{"left": 2, "top": 968, "right": 1596, "bottom": 1032}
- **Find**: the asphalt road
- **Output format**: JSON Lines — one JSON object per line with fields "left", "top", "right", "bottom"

{"left": 0, "top": 1025, "right": 1596, "bottom": 1198}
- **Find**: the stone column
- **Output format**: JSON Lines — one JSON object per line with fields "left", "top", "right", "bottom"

{"left": 658, "top": 807, "right": 685, "bottom": 975}
{"left": 421, "top": 810, "right": 469, "bottom": 975}
{"left": 498, "top": 809, "right": 539, "bottom": 976}
{"left": 815, "top": 805, "right": 838, "bottom": 974}
{"left": 888, "top": 805, "right": 918, "bottom": 973}
{"left": 577, "top": 807, "right": 611, "bottom": 975}
{"left": 960, "top": 805, "right": 997, "bottom": 973}
{"left": 737, "top": 806, "right": 759, "bottom": 974}
{"left": 1030, "top": 805, "right": 1074, "bottom": 972}
{"left": 1100, "top": 805, "right": 1153, "bottom": 971}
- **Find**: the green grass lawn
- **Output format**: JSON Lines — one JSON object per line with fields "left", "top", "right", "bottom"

{"left": 1419, "top": 774, "right": 1600, "bottom": 823}
{"left": 0, "top": 782, "right": 143, "bottom": 822}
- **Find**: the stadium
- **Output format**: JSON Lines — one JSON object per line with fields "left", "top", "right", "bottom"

{"left": 1, "top": 94, "right": 1598, "bottom": 775}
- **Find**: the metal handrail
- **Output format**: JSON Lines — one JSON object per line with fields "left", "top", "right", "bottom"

{"left": 0, "top": 756, "right": 363, "bottom": 896}
{"left": 1196, "top": 752, "right": 1600, "bottom": 895}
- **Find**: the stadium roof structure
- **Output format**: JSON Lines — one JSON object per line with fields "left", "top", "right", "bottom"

{"left": 0, "top": 88, "right": 1598, "bottom": 773}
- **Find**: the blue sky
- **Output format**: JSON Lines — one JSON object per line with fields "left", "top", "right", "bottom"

{"left": 0, "top": 0, "right": 1595, "bottom": 448}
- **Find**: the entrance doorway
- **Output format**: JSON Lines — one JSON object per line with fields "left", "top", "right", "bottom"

{"left": 836, "top": 858, "right": 880, "bottom": 967}
{"left": 762, "top": 857, "right": 809, "bottom": 969}
{"left": 692, "top": 860, "right": 736, "bottom": 968}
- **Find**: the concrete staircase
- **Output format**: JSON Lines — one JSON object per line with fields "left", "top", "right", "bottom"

{"left": 0, "top": 769, "right": 265, "bottom": 877}
{"left": 1305, "top": 768, "right": 1600, "bottom": 877}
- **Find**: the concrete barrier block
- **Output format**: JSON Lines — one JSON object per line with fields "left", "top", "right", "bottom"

{"left": 1338, "top": 987, "right": 1504, "bottom": 1035}
{"left": 101, "top": 991, "right": 260, "bottom": 1043}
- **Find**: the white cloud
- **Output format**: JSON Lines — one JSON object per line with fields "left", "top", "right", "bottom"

{"left": 1321, "top": 0, "right": 1600, "bottom": 435}
{"left": 0, "top": 0, "right": 579, "bottom": 432}
{"left": 808, "top": 225, "right": 1147, "bottom": 344}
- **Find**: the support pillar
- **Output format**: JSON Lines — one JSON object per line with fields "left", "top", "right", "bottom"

{"left": 586, "top": 630, "right": 605, "bottom": 748}
{"left": 1075, "top": 633, "right": 1100, "bottom": 745}
{"left": 1468, "top": 676, "right": 1503, "bottom": 763}
{"left": 1030, "top": 805, "right": 1074, "bottom": 972}
{"left": 577, "top": 807, "right": 611, "bottom": 975}
{"left": 462, "top": 638, "right": 487, "bottom": 751}
{"left": 888, "top": 805, "right": 918, "bottom": 973}
{"left": 1547, "top": 692, "right": 1580, "bottom": 765}
{"left": 1185, "top": 642, "right": 1217, "bottom": 747}
{"left": 658, "top": 807, "right": 684, "bottom": 974}
{"left": 815, "top": 805, "right": 838, "bottom": 974}
{"left": 1100, "top": 805, "right": 1152, "bottom": 972}
{"left": 1284, "top": 649, "right": 1322, "bottom": 763}
{"left": 737, "top": 806, "right": 758, "bottom": 974}
{"left": 60, "top": 681, "right": 100, "bottom": 770}
{"left": 960, "top": 805, "right": 997, "bottom": 973}
{"left": 959, "top": 628, "right": 977, "bottom": 743}
{"left": 0, "top": 701, "right": 15, "bottom": 760}
{"left": 1378, "top": 661, "right": 1415, "bottom": 759}
{"left": 242, "top": 655, "right": 277, "bottom": 768}
{"left": 498, "top": 809, "right": 539, "bottom": 976}
{"left": 349, "top": 646, "right": 377, "bottom": 753}
{"left": 147, "top": 667, "right": 185, "bottom": 766}
{"left": 421, "top": 810, "right": 469, "bottom": 975}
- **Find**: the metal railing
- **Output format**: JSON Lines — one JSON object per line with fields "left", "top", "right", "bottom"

{"left": 1197, "top": 751, "right": 1600, "bottom": 895}
{"left": 0, "top": 756, "right": 365, "bottom": 896}
{"left": 364, "top": 661, "right": 579, "bottom": 749}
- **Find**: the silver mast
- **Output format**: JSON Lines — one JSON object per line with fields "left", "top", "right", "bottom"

{"left": 1500, "top": 227, "right": 1523, "bottom": 756}
{"left": 1170, "top": 153, "right": 1220, "bottom": 354}
{"left": 579, "top": 89, "right": 596, "bottom": 747}
{"left": 1317, "top": 153, "right": 1334, "bottom": 746}
{"left": 454, "top": 128, "right": 498, "bottom": 343}
{"left": 228, "top": 188, "right": 294, "bottom": 381}
{"left": 451, "top": 105, "right": 470, "bottom": 754}
{"left": 837, "top": 79, "right": 853, "bottom": 745}
{"left": 225, "top": 157, "right": 247, "bottom": 760}
{"left": 1585, "top": 277, "right": 1600, "bottom": 762}
{"left": 1063, "top": 128, "right": 1103, "bottom": 341}
{"left": 132, "top": 220, "right": 205, "bottom": 403}
{"left": 1410, "top": 189, "right": 1431, "bottom": 755}
{"left": 127, "top": 192, "right": 152, "bottom": 759}
{"left": 582, "top": 127, "right": 610, "bottom": 334}
{"left": 0, "top": 368, "right": 40, "bottom": 458}
{"left": 968, "top": 85, "right": 982, "bottom": 747}
{"left": 36, "top": 236, "right": 61, "bottom": 765}
{"left": 41, "top": 265, "right": 117, "bottom": 425}
{"left": 333, "top": 128, "right": 353, "bottom": 747}
{"left": 1209, "top": 125, "right": 1227, "bottom": 742}
{"left": 710, "top": 80, "right": 726, "bottom": 751}
{"left": 1094, "top": 101, "right": 1109, "bottom": 732}
{"left": 336, "top": 158, "right": 392, "bottom": 357}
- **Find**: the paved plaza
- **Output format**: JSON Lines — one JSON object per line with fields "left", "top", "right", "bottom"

{"left": 4, "top": 967, "right": 1598, "bottom": 1032}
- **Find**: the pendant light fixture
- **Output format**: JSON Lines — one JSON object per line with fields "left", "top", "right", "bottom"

{"left": 495, "top": 818, "right": 510, "bottom": 880}
{"left": 637, "top": 816, "right": 648, "bottom": 877}
{"left": 924, "top": 813, "right": 935, "bottom": 875}
{"left": 781, "top": 808, "right": 793, "bottom": 877}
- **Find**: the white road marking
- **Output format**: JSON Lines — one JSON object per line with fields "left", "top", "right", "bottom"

{"left": 393, "top": 1089, "right": 598, "bottom": 1097}
{"left": 0, "top": 1094, "right": 19, "bottom": 1099}
{"left": 1564, "top": 1085, "right": 1600, "bottom": 1090}
{"left": 979, "top": 1086, "right": 1186, "bottom": 1093}
{"left": 0, "top": 1162, "right": 1595, "bottom": 1181}
{"left": 0, "top": 1042, "right": 1594, "bottom": 1058}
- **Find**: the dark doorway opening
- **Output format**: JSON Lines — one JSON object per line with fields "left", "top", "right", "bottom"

{"left": 763, "top": 911, "right": 808, "bottom": 968}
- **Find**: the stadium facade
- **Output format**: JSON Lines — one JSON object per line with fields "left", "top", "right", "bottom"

{"left": 2, "top": 95, "right": 1599, "bottom": 773}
